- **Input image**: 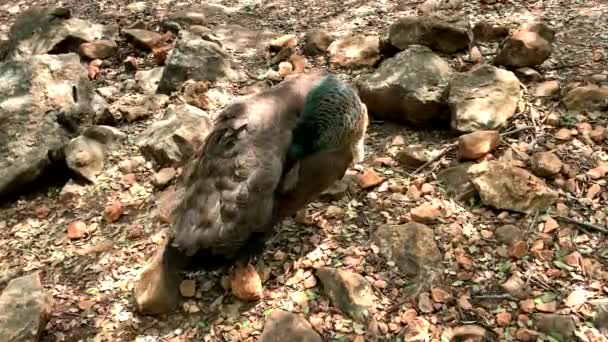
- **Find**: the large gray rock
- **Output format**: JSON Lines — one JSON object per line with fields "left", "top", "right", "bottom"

{"left": 157, "top": 30, "right": 247, "bottom": 94}
{"left": 3, "top": 6, "right": 117, "bottom": 61}
{"left": 136, "top": 104, "right": 213, "bottom": 168}
{"left": 372, "top": 222, "right": 442, "bottom": 276}
{"left": 388, "top": 15, "right": 470, "bottom": 53}
{"left": 562, "top": 86, "right": 608, "bottom": 112}
{"left": 449, "top": 64, "right": 521, "bottom": 132}
{"left": 357, "top": 45, "right": 453, "bottom": 127}
{"left": 259, "top": 310, "right": 322, "bottom": 342}
{"left": 437, "top": 162, "right": 476, "bottom": 201}
{"left": 468, "top": 161, "right": 558, "bottom": 214}
{"left": 0, "top": 272, "right": 53, "bottom": 342}
{"left": 0, "top": 53, "right": 94, "bottom": 199}
{"left": 135, "top": 67, "right": 164, "bottom": 95}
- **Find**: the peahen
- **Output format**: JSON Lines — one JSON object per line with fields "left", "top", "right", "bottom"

{"left": 134, "top": 71, "right": 368, "bottom": 314}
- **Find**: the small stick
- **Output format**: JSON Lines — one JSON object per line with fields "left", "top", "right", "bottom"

{"left": 556, "top": 216, "right": 608, "bottom": 234}
{"left": 472, "top": 293, "right": 517, "bottom": 301}
{"left": 411, "top": 143, "right": 456, "bottom": 174}
{"left": 500, "top": 126, "right": 535, "bottom": 137}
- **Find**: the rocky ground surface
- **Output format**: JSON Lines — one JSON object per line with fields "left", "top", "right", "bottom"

{"left": 1, "top": 0, "right": 608, "bottom": 341}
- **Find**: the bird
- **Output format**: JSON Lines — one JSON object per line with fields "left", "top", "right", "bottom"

{"left": 134, "top": 70, "right": 368, "bottom": 314}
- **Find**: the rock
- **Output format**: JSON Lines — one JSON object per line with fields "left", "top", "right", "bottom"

{"left": 418, "top": 292, "right": 434, "bottom": 313}
{"left": 157, "top": 30, "right": 247, "bottom": 94}
{"left": 157, "top": 185, "right": 184, "bottom": 224}
{"left": 3, "top": 6, "right": 117, "bottom": 60}
{"left": 81, "top": 125, "right": 127, "bottom": 149}
{"left": 303, "top": 29, "right": 333, "bottom": 56}
{"left": 126, "top": 2, "right": 148, "bottom": 12}
{"left": 501, "top": 274, "right": 527, "bottom": 299}
{"left": 60, "top": 179, "right": 86, "bottom": 201}
{"left": 104, "top": 200, "right": 124, "bottom": 223}
{"left": 590, "top": 299, "right": 608, "bottom": 330}
{"left": 562, "top": 86, "right": 608, "bottom": 112}
{"left": 589, "top": 74, "right": 608, "bottom": 84}
{"left": 449, "top": 64, "right": 521, "bottom": 132}
{"left": 209, "top": 24, "right": 280, "bottom": 57}
{"left": 402, "top": 317, "right": 431, "bottom": 342}
{"left": 590, "top": 126, "right": 606, "bottom": 143}
{"left": 134, "top": 243, "right": 183, "bottom": 315}
{"left": 388, "top": 15, "right": 470, "bottom": 53}
{"left": 418, "top": 0, "right": 463, "bottom": 14}
{"left": 496, "top": 311, "right": 512, "bottom": 327}
{"left": 472, "top": 21, "right": 510, "bottom": 43}
{"left": 166, "top": 10, "right": 208, "bottom": 29}
{"left": 278, "top": 61, "right": 293, "bottom": 78}
{"left": 152, "top": 168, "right": 177, "bottom": 189}
{"left": 530, "top": 151, "right": 562, "bottom": 178}
{"left": 587, "top": 163, "right": 608, "bottom": 179}
{"left": 123, "top": 56, "right": 138, "bottom": 71}
{"left": 358, "top": 45, "right": 453, "bottom": 127}
{"left": 396, "top": 145, "right": 432, "bottom": 167}
{"left": 0, "top": 272, "right": 52, "bottom": 342}
{"left": 136, "top": 104, "right": 213, "bottom": 168}
{"left": 230, "top": 263, "right": 263, "bottom": 301}
{"left": 437, "top": 163, "right": 476, "bottom": 201}
{"left": 64, "top": 136, "right": 105, "bottom": 182}
{"left": 122, "top": 28, "right": 163, "bottom": 50}
{"left": 178, "top": 279, "right": 196, "bottom": 297}
{"left": 358, "top": 169, "right": 384, "bottom": 189}
{"left": 545, "top": 112, "right": 560, "bottom": 126}
{"left": 269, "top": 34, "right": 297, "bottom": 51}
{"left": 372, "top": 222, "right": 442, "bottom": 276}
{"left": 494, "top": 22, "right": 555, "bottom": 67}
{"left": 555, "top": 128, "right": 573, "bottom": 140}
{"left": 258, "top": 310, "right": 322, "bottom": 342}
{"left": 119, "top": 156, "right": 146, "bottom": 174}
{"left": 543, "top": 217, "right": 560, "bottom": 233}
{"left": 91, "top": 88, "right": 109, "bottom": 114}
{"left": 515, "top": 329, "right": 540, "bottom": 341}
{"left": 135, "top": 67, "right": 164, "bottom": 95}
{"left": 514, "top": 67, "right": 543, "bottom": 83}
{"left": 410, "top": 202, "right": 441, "bottom": 224}
{"left": 182, "top": 81, "right": 210, "bottom": 110}
{"left": 316, "top": 267, "right": 375, "bottom": 322}
{"left": 96, "top": 86, "right": 119, "bottom": 100}
{"left": 0, "top": 53, "right": 94, "bottom": 199}
{"left": 530, "top": 80, "right": 560, "bottom": 97}
{"left": 457, "top": 130, "right": 500, "bottom": 160}
{"left": 495, "top": 225, "right": 523, "bottom": 246}
{"left": 289, "top": 54, "right": 307, "bottom": 73}
{"left": 327, "top": 34, "right": 381, "bottom": 68}
{"left": 67, "top": 221, "right": 87, "bottom": 239}
{"left": 430, "top": 288, "right": 452, "bottom": 303}
{"left": 79, "top": 40, "right": 118, "bottom": 59}
{"left": 533, "top": 314, "right": 575, "bottom": 341}
{"left": 468, "top": 161, "right": 558, "bottom": 214}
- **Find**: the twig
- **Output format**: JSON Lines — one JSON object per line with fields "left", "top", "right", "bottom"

{"left": 411, "top": 143, "right": 456, "bottom": 174}
{"left": 556, "top": 216, "right": 608, "bottom": 234}
{"left": 528, "top": 210, "right": 540, "bottom": 232}
{"left": 500, "top": 126, "right": 535, "bottom": 137}
{"left": 472, "top": 293, "right": 517, "bottom": 301}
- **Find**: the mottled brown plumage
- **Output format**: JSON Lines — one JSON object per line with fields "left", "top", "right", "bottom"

{"left": 168, "top": 71, "right": 367, "bottom": 270}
